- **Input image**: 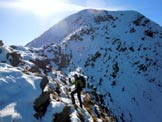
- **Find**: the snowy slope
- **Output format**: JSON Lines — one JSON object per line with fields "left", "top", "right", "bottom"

{"left": 26, "top": 9, "right": 162, "bottom": 122}
{"left": 26, "top": 9, "right": 91, "bottom": 47}
{"left": 26, "top": 9, "right": 124, "bottom": 47}
{"left": 60, "top": 10, "right": 162, "bottom": 122}
{"left": 0, "top": 45, "right": 115, "bottom": 122}
{"left": 0, "top": 63, "right": 41, "bottom": 122}
{"left": 27, "top": 9, "right": 162, "bottom": 49}
{"left": 61, "top": 10, "right": 162, "bottom": 122}
{"left": 0, "top": 62, "right": 68, "bottom": 122}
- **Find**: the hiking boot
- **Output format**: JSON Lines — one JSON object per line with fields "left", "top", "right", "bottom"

{"left": 34, "top": 113, "right": 39, "bottom": 119}
{"left": 80, "top": 104, "right": 82, "bottom": 108}
{"left": 33, "top": 112, "right": 42, "bottom": 120}
{"left": 72, "top": 101, "right": 75, "bottom": 105}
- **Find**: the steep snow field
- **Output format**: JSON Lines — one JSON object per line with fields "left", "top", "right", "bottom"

{"left": 0, "top": 45, "right": 114, "bottom": 122}
{"left": 0, "top": 65, "right": 39, "bottom": 122}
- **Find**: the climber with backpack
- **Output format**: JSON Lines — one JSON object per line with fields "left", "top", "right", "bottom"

{"left": 70, "top": 74, "right": 86, "bottom": 108}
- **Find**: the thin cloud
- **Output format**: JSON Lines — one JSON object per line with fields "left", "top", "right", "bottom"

{"left": 0, "top": 1, "right": 16, "bottom": 8}
{"left": 0, "top": 0, "right": 85, "bottom": 16}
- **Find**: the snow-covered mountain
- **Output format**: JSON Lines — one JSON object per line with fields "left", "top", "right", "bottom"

{"left": 0, "top": 45, "right": 115, "bottom": 122}
{"left": 26, "top": 9, "right": 162, "bottom": 48}
{"left": 1, "top": 9, "right": 162, "bottom": 122}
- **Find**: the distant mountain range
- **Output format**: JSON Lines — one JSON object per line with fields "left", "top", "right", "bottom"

{"left": 1, "top": 9, "right": 162, "bottom": 122}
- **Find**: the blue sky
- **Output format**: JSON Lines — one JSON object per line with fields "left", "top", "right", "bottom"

{"left": 0, "top": 0, "right": 162, "bottom": 46}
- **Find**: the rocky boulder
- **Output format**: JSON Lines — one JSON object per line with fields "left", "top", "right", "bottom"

{"left": 6, "top": 51, "right": 22, "bottom": 67}
{"left": 0, "top": 40, "right": 4, "bottom": 46}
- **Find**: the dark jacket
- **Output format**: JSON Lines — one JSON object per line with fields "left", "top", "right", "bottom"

{"left": 72, "top": 78, "right": 83, "bottom": 89}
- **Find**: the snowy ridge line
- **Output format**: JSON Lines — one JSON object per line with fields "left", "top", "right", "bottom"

{"left": 0, "top": 47, "right": 116, "bottom": 122}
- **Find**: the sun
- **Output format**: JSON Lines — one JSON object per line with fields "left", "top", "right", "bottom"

{"left": 20, "top": 0, "right": 67, "bottom": 16}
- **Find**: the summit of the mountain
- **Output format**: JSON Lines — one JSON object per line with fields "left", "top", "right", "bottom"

{"left": 26, "top": 9, "right": 151, "bottom": 48}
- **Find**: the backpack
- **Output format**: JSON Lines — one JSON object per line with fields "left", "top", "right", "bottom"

{"left": 78, "top": 75, "right": 86, "bottom": 88}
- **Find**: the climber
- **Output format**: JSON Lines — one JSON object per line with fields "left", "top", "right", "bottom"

{"left": 70, "top": 74, "right": 86, "bottom": 108}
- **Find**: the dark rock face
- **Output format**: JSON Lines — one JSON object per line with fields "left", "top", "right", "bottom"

{"left": 0, "top": 40, "right": 4, "bottom": 46}
{"left": 40, "top": 76, "right": 49, "bottom": 92}
{"left": 6, "top": 52, "right": 22, "bottom": 66}
{"left": 33, "top": 91, "right": 50, "bottom": 119}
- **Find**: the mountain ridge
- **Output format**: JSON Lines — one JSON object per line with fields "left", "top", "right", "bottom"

{"left": 0, "top": 45, "right": 116, "bottom": 122}
{"left": 33, "top": 9, "right": 162, "bottom": 122}
{"left": 27, "top": 9, "right": 156, "bottom": 48}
